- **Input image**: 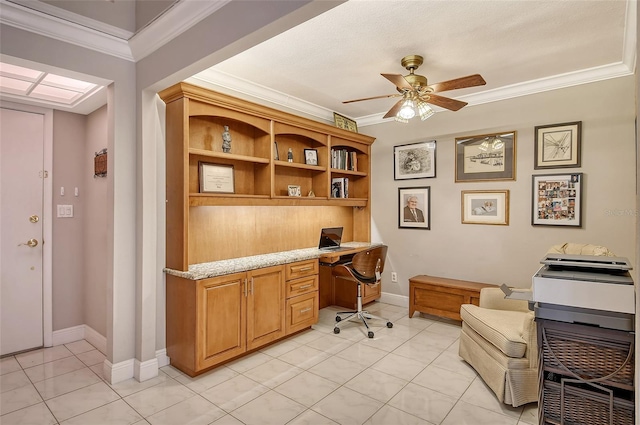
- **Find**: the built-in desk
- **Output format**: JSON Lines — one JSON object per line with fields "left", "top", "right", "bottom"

{"left": 318, "top": 243, "right": 384, "bottom": 309}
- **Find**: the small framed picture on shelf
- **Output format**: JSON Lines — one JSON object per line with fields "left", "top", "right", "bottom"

{"left": 394, "top": 140, "right": 436, "bottom": 180}
{"left": 304, "top": 149, "right": 318, "bottom": 166}
{"left": 287, "top": 185, "right": 301, "bottom": 197}
{"left": 534, "top": 121, "right": 581, "bottom": 169}
{"left": 455, "top": 131, "right": 516, "bottom": 182}
{"left": 398, "top": 187, "right": 430, "bottom": 230}
{"left": 461, "top": 190, "right": 509, "bottom": 225}
{"left": 532, "top": 173, "right": 582, "bottom": 227}
{"left": 333, "top": 112, "right": 358, "bottom": 133}
{"left": 199, "top": 162, "right": 234, "bottom": 193}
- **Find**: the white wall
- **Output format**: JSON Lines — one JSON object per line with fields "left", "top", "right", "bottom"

{"left": 367, "top": 76, "right": 636, "bottom": 294}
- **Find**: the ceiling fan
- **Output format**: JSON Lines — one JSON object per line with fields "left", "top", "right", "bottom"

{"left": 343, "top": 55, "right": 486, "bottom": 122}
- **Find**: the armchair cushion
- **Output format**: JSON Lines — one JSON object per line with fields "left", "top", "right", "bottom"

{"left": 460, "top": 304, "right": 529, "bottom": 358}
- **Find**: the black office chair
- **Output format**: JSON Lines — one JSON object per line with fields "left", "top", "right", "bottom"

{"left": 333, "top": 245, "right": 393, "bottom": 338}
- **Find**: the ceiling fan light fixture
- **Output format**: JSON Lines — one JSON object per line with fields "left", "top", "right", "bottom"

{"left": 417, "top": 101, "right": 434, "bottom": 121}
{"left": 397, "top": 99, "right": 416, "bottom": 120}
{"left": 394, "top": 115, "right": 409, "bottom": 123}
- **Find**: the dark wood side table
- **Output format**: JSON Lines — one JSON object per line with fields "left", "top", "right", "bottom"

{"left": 409, "top": 275, "right": 495, "bottom": 321}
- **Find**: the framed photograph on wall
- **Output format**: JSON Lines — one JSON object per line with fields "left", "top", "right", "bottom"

{"left": 455, "top": 131, "right": 516, "bottom": 182}
{"left": 398, "top": 187, "right": 430, "bottom": 230}
{"left": 394, "top": 140, "right": 436, "bottom": 180}
{"left": 461, "top": 190, "right": 510, "bottom": 225}
{"left": 534, "top": 121, "right": 582, "bottom": 169}
{"left": 532, "top": 173, "right": 582, "bottom": 227}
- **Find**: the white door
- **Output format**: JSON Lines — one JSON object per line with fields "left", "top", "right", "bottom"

{"left": 0, "top": 107, "right": 45, "bottom": 355}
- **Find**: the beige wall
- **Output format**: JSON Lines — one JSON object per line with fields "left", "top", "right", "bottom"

{"left": 84, "top": 106, "right": 108, "bottom": 336}
{"left": 51, "top": 111, "right": 85, "bottom": 330}
{"left": 50, "top": 107, "right": 109, "bottom": 335}
{"left": 367, "top": 76, "right": 636, "bottom": 293}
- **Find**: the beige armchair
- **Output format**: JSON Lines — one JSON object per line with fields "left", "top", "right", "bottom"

{"left": 458, "top": 287, "right": 537, "bottom": 407}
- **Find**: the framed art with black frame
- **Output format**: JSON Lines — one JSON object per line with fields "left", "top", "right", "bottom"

{"left": 398, "top": 186, "right": 430, "bottom": 230}
{"left": 394, "top": 140, "right": 436, "bottom": 180}
{"left": 534, "top": 121, "right": 581, "bottom": 169}
{"left": 532, "top": 172, "right": 582, "bottom": 227}
{"left": 455, "top": 131, "right": 516, "bottom": 182}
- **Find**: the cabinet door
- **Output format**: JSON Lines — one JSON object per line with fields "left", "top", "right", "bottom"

{"left": 246, "top": 265, "right": 285, "bottom": 350}
{"left": 197, "top": 273, "right": 246, "bottom": 370}
{"left": 286, "top": 291, "right": 319, "bottom": 334}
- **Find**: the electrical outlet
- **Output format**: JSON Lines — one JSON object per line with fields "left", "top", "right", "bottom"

{"left": 391, "top": 272, "right": 398, "bottom": 282}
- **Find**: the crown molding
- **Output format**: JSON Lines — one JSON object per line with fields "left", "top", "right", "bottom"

{"left": 189, "top": 68, "right": 336, "bottom": 123}
{"left": 129, "top": 0, "right": 232, "bottom": 62}
{"left": 0, "top": 0, "right": 233, "bottom": 62}
{"left": 0, "top": 0, "right": 133, "bottom": 60}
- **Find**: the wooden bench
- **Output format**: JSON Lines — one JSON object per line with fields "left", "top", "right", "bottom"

{"left": 409, "top": 275, "right": 495, "bottom": 321}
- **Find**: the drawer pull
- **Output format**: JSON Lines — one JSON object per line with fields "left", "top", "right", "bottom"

{"left": 299, "top": 308, "right": 312, "bottom": 313}
{"left": 297, "top": 284, "right": 312, "bottom": 290}
{"left": 295, "top": 266, "right": 313, "bottom": 272}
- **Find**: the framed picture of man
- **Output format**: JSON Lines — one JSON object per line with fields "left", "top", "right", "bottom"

{"left": 398, "top": 187, "right": 430, "bottom": 229}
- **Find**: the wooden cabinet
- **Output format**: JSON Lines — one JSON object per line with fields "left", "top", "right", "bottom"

{"left": 159, "top": 82, "right": 375, "bottom": 270}
{"left": 333, "top": 274, "right": 381, "bottom": 309}
{"left": 285, "top": 260, "right": 319, "bottom": 334}
{"left": 167, "top": 265, "right": 285, "bottom": 376}
{"left": 160, "top": 82, "right": 374, "bottom": 376}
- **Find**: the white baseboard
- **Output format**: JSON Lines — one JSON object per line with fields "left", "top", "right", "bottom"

{"left": 52, "top": 325, "right": 107, "bottom": 354}
{"left": 379, "top": 292, "right": 409, "bottom": 308}
{"left": 135, "top": 358, "right": 159, "bottom": 382}
{"left": 52, "top": 325, "right": 84, "bottom": 346}
{"left": 156, "top": 348, "right": 170, "bottom": 368}
{"left": 103, "top": 358, "right": 134, "bottom": 385}
{"left": 83, "top": 326, "right": 107, "bottom": 354}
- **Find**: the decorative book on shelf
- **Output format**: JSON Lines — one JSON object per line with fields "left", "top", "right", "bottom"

{"left": 331, "top": 149, "right": 357, "bottom": 171}
{"left": 331, "top": 177, "right": 349, "bottom": 198}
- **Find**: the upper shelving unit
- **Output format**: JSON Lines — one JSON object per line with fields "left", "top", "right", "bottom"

{"left": 159, "top": 82, "right": 375, "bottom": 270}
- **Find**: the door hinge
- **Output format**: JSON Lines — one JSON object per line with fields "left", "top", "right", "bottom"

{"left": 39, "top": 170, "right": 49, "bottom": 178}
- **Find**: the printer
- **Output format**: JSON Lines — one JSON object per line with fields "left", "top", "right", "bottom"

{"left": 532, "top": 253, "right": 635, "bottom": 331}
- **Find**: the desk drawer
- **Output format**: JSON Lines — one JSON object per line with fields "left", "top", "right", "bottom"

{"left": 285, "top": 259, "right": 318, "bottom": 281}
{"left": 286, "top": 275, "right": 318, "bottom": 299}
{"left": 286, "top": 291, "right": 319, "bottom": 334}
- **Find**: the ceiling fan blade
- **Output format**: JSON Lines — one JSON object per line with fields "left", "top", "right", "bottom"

{"left": 342, "top": 93, "right": 401, "bottom": 104}
{"left": 429, "top": 74, "right": 486, "bottom": 93}
{"left": 383, "top": 99, "right": 405, "bottom": 119}
{"left": 425, "top": 94, "right": 468, "bottom": 111}
{"left": 381, "top": 73, "right": 413, "bottom": 91}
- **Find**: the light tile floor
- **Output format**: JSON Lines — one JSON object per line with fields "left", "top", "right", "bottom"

{"left": 1, "top": 302, "right": 538, "bottom": 425}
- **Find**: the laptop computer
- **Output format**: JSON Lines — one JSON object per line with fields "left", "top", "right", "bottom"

{"left": 318, "top": 227, "right": 349, "bottom": 251}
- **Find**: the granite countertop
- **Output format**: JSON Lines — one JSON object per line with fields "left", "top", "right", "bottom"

{"left": 164, "top": 242, "right": 379, "bottom": 281}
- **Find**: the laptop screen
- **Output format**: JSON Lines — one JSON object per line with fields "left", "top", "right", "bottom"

{"left": 318, "top": 227, "right": 343, "bottom": 250}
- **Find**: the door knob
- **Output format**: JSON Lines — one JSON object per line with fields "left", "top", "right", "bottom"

{"left": 29, "top": 215, "right": 39, "bottom": 223}
{"left": 18, "top": 239, "right": 38, "bottom": 248}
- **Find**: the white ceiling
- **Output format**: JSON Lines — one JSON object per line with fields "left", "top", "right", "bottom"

{"left": 1, "top": 0, "right": 635, "bottom": 124}
{"left": 193, "top": 0, "right": 635, "bottom": 126}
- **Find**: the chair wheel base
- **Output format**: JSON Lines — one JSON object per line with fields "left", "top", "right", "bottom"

{"left": 335, "top": 316, "right": 342, "bottom": 322}
{"left": 368, "top": 331, "right": 374, "bottom": 338}
{"left": 333, "top": 327, "right": 340, "bottom": 334}
{"left": 387, "top": 322, "right": 393, "bottom": 328}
